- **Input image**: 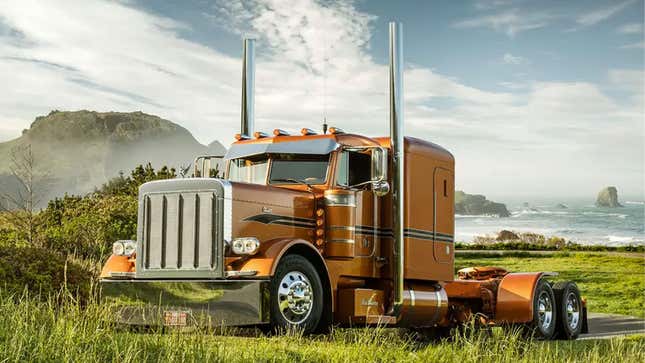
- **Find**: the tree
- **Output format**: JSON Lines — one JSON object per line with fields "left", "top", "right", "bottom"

{"left": 0, "top": 144, "right": 50, "bottom": 245}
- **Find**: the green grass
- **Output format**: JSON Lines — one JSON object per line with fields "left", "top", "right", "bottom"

{"left": 0, "top": 292, "right": 643, "bottom": 363}
{"left": 0, "top": 253, "right": 643, "bottom": 362}
{"left": 456, "top": 252, "right": 645, "bottom": 317}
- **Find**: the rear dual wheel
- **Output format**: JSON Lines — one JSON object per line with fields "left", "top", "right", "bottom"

{"left": 552, "top": 281, "right": 583, "bottom": 340}
{"left": 522, "top": 278, "right": 557, "bottom": 340}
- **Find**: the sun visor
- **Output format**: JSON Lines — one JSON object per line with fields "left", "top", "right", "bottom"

{"left": 224, "top": 138, "right": 339, "bottom": 159}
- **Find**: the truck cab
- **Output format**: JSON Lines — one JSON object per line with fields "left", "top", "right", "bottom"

{"left": 100, "top": 22, "right": 586, "bottom": 340}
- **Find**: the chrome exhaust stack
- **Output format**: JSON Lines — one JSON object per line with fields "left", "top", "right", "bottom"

{"left": 241, "top": 38, "right": 255, "bottom": 137}
{"left": 388, "top": 22, "right": 405, "bottom": 315}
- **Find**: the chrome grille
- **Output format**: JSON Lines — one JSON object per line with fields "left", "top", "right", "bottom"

{"left": 136, "top": 179, "right": 228, "bottom": 278}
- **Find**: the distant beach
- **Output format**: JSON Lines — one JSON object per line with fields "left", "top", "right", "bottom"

{"left": 456, "top": 199, "right": 645, "bottom": 246}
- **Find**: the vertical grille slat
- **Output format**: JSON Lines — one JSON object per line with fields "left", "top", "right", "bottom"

{"left": 139, "top": 188, "right": 224, "bottom": 278}
{"left": 177, "top": 195, "right": 183, "bottom": 268}
{"left": 194, "top": 193, "right": 200, "bottom": 268}
{"left": 161, "top": 196, "right": 167, "bottom": 268}
{"left": 144, "top": 196, "right": 151, "bottom": 269}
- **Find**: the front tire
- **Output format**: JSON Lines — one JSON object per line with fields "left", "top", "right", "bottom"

{"left": 269, "top": 254, "right": 323, "bottom": 334}
{"left": 552, "top": 281, "right": 583, "bottom": 340}
{"left": 522, "top": 278, "right": 557, "bottom": 340}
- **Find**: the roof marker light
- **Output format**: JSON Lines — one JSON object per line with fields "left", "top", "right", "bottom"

{"left": 301, "top": 128, "right": 318, "bottom": 136}
{"left": 254, "top": 131, "right": 270, "bottom": 139}
{"left": 273, "top": 129, "right": 290, "bottom": 136}
{"left": 328, "top": 127, "right": 345, "bottom": 134}
{"left": 235, "top": 133, "right": 251, "bottom": 141}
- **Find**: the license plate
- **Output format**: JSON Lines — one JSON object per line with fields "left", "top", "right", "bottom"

{"left": 163, "top": 310, "right": 188, "bottom": 326}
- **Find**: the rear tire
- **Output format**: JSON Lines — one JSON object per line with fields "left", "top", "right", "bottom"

{"left": 552, "top": 281, "right": 583, "bottom": 340}
{"left": 521, "top": 278, "right": 557, "bottom": 340}
{"left": 269, "top": 254, "right": 323, "bottom": 334}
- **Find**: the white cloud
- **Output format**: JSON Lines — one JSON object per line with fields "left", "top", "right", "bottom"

{"left": 575, "top": 0, "right": 635, "bottom": 27}
{"left": 620, "top": 41, "right": 645, "bottom": 49}
{"left": 473, "top": 0, "right": 515, "bottom": 10}
{"left": 453, "top": 8, "right": 554, "bottom": 37}
{"left": 0, "top": 0, "right": 642, "bottom": 198}
{"left": 502, "top": 53, "right": 528, "bottom": 65}
{"left": 617, "top": 23, "right": 643, "bottom": 34}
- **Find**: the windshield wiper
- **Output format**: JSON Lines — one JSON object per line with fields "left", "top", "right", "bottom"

{"left": 271, "top": 178, "right": 313, "bottom": 189}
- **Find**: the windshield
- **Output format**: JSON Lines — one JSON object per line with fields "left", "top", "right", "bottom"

{"left": 228, "top": 156, "right": 269, "bottom": 184}
{"left": 269, "top": 154, "right": 330, "bottom": 185}
{"left": 227, "top": 153, "right": 330, "bottom": 185}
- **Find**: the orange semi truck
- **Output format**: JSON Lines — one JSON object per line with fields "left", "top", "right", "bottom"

{"left": 100, "top": 23, "right": 587, "bottom": 340}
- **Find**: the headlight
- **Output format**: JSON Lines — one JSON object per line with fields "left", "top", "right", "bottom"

{"left": 113, "top": 240, "right": 137, "bottom": 257}
{"left": 231, "top": 237, "right": 260, "bottom": 255}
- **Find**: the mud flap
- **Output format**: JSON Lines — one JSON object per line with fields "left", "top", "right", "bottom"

{"left": 581, "top": 305, "right": 589, "bottom": 334}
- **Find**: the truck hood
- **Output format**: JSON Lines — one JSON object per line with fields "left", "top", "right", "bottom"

{"left": 229, "top": 181, "right": 317, "bottom": 242}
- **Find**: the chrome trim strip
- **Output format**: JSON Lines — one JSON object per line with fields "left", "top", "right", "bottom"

{"left": 323, "top": 193, "right": 356, "bottom": 207}
{"left": 328, "top": 226, "right": 356, "bottom": 231}
{"left": 328, "top": 239, "right": 355, "bottom": 244}
{"left": 219, "top": 180, "right": 233, "bottom": 243}
{"left": 226, "top": 270, "right": 258, "bottom": 277}
{"left": 410, "top": 289, "right": 416, "bottom": 307}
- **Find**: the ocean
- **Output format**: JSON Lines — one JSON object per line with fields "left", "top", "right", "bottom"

{"left": 455, "top": 199, "right": 645, "bottom": 246}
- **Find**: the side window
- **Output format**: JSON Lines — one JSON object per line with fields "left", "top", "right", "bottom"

{"left": 337, "top": 151, "right": 372, "bottom": 187}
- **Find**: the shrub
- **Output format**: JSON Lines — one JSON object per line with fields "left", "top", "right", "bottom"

{"left": 0, "top": 245, "right": 94, "bottom": 300}
{"left": 37, "top": 194, "right": 137, "bottom": 261}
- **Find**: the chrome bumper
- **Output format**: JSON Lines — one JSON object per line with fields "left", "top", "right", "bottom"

{"left": 100, "top": 279, "right": 270, "bottom": 327}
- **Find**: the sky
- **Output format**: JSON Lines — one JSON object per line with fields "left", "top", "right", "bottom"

{"left": 0, "top": 0, "right": 643, "bottom": 200}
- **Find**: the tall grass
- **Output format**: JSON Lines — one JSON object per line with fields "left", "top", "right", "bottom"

{"left": 0, "top": 290, "right": 643, "bottom": 362}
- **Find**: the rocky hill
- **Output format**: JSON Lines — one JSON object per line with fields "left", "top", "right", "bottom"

{"left": 596, "top": 186, "right": 622, "bottom": 208}
{"left": 455, "top": 191, "right": 510, "bottom": 217}
{"left": 0, "top": 110, "right": 226, "bottom": 205}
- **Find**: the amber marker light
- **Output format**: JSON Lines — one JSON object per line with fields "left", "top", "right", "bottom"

{"left": 316, "top": 208, "right": 325, "bottom": 217}
{"left": 315, "top": 238, "right": 324, "bottom": 246}
{"left": 316, "top": 228, "right": 324, "bottom": 237}
{"left": 273, "top": 129, "right": 290, "bottom": 136}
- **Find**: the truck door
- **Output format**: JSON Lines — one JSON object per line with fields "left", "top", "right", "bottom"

{"left": 336, "top": 149, "right": 376, "bottom": 257}
{"left": 433, "top": 167, "right": 454, "bottom": 264}
{"left": 334, "top": 149, "right": 380, "bottom": 276}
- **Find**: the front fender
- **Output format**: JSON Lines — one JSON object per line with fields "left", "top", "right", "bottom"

{"left": 232, "top": 238, "right": 325, "bottom": 277}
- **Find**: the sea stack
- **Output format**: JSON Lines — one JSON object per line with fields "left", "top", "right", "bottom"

{"left": 596, "top": 186, "right": 622, "bottom": 208}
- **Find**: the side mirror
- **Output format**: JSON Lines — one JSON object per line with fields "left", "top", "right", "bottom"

{"left": 373, "top": 180, "right": 390, "bottom": 197}
{"left": 371, "top": 147, "right": 388, "bottom": 182}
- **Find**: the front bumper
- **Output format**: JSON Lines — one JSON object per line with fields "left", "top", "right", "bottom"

{"left": 100, "top": 279, "right": 270, "bottom": 327}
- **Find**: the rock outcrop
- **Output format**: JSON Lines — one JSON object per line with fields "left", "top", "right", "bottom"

{"left": 0, "top": 110, "right": 225, "bottom": 204}
{"left": 596, "top": 186, "right": 622, "bottom": 208}
{"left": 455, "top": 191, "right": 511, "bottom": 217}
{"left": 497, "top": 230, "right": 520, "bottom": 241}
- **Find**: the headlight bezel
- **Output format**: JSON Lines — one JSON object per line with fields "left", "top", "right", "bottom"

{"left": 231, "top": 237, "right": 260, "bottom": 255}
{"left": 112, "top": 240, "right": 137, "bottom": 257}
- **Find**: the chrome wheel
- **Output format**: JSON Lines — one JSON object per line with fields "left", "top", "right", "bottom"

{"left": 277, "top": 271, "right": 313, "bottom": 324}
{"left": 538, "top": 291, "right": 554, "bottom": 331}
{"left": 565, "top": 292, "right": 580, "bottom": 330}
